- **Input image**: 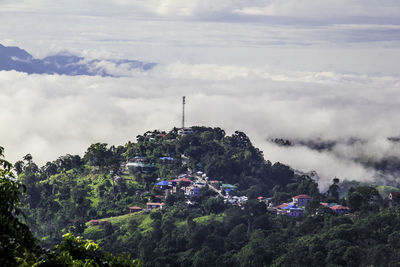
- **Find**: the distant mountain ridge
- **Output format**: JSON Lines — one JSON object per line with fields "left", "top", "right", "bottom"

{"left": 0, "top": 43, "right": 157, "bottom": 77}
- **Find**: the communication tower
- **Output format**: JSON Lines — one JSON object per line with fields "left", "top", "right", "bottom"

{"left": 178, "top": 96, "right": 193, "bottom": 136}
{"left": 182, "top": 96, "right": 185, "bottom": 129}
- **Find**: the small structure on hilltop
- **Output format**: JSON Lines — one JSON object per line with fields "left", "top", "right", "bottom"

{"left": 147, "top": 202, "right": 165, "bottom": 210}
{"left": 178, "top": 96, "right": 193, "bottom": 136}
{"left": 129, "top": 206, "right": 142, "bottom": 213}
{"left": 178, "top": 128, "right": 194, "bottom": 136}
{"left": 292, "top": 194, "right": 313, "bottom": 207}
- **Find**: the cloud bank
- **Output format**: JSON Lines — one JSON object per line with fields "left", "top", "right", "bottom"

{"left": 1, "top": 0, "right": 400, "bottom": 190}
{"left": 1, "top": 62, "right": 400, "bottom": 189}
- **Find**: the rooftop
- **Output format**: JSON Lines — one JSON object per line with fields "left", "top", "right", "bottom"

{"left": 293, "top": 194, "right": 312, "bottom": 199}
{"left": 277, "top": 203, "right": 289, "bottom": 209}
{"left": 330, "top": 205, "right": 350, "bottom": 210}
{"left": 147, "top": 202, "right": 165, "bottom": 206}
{"left": 129, "top": 206, "right": 142, "bottom": 210}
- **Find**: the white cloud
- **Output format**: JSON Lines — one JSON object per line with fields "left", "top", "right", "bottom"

{"left": 1, "top": 62, "right": 400, "bottom": 189}
{"left": 0, "top": 0, "right": 399, "bottom": 192}
{"left": 258, "top": 142, "right": 376, "bottom": 190}
{"left": 111, "top": 0, "right": 251, "bottom": 17}
{"left": 236, "top": 0, "right": 400, "bottom": 19}
{"left": 108, "top": 0, "right": 400, "bottom": 22}
{"left": 0, "top": 0, "right": 50, "bottom": 12}
{"left": 4, "top": 0, "right": 399, "bottom": 21}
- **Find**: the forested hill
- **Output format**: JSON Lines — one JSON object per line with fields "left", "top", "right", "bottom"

{"left": 10, "top": 126, "right": 400, "bottom": 266}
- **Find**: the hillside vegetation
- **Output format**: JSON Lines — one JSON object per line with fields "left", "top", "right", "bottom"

{"left": 8, "top": 126, "right": 400, "bottom": 266}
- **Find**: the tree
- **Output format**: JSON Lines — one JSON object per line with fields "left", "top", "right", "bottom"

{"left": 35, "top": 233, "right": 141, "bottom": 266}
{"left": 0, "top": 147, "right": 39, "bottom": 266}
{"left": 83, "top": 143, "right": 112, "bottom": 169}
{"left": 236, "top": 230, "right": 273, "bottom": 267}
{"left": 56, "top": 154, "right": 82, "bottom": 172}
{"left": 23, "top": 153, "right": 33, "bottom": 164}
{"left": 41, "top": 161, "right": 58, "bottom": 177}
{"left": 327, "top": 177, "right": 340, "bottom": 202}
{"left": 203, "top": 197, "right": 225, "bottom": 214}
{"left": 347, "top": 186, "right": 382, "bottom": 213}
{"left": 14, "top": 160, "right": 25, "bottom": 175}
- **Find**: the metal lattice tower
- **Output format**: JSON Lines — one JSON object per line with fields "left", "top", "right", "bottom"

{"left": 182, "top": 96, "right": 185, "bottom": 129}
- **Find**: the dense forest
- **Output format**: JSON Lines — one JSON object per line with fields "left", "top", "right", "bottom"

{"left": 2, "top": 126, "right": 400, "bottom": 266}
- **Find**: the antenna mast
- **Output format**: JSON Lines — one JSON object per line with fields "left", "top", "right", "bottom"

{"left": 182, "top": 96, "right": 185, "bottom": 129}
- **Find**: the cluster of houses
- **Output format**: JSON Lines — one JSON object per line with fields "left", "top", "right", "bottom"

{"left": 127, "top": 170, "right": 248, "bottom": 215}
{"left": 155, "top": 173, "right": 202, "bottom": 198}
{"left": 224, "top": 195, "right": 248, "bottom": 205}
{"left": 90, "top": 152, "right": 359, "bottom": 228}
{"left": 273, "top": 194, "right": 350, "bottom": 217}
{"left": 125, "top": 172, "right": 207, "bottom": 215}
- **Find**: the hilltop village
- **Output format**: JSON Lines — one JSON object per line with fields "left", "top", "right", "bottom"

{"left": 101, "top": 152, "right": 352, "bottom": 223}
{"left": 85, "top": 126, "right": 396, "bottom": 229}
{"left": 14, "top": 126, "right": 400, "bottom": 266}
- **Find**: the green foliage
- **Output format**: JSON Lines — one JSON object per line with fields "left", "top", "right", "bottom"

{"left": 0, "top": 147, "right": 39, "bottom": 267}
{"left": 32, "top": 233, "right": 141, "bottom": 266}
{"left": 1, "top": 146, "right": 140, "bottom": 266}
{"left": 8, "top": 127, "right": 400, "bottom": 266}
{"left": 347, "top": 185, "right": 382, "bottom": 213}
{"left": 203, "top": 197, "right": 225, "bottom": 214}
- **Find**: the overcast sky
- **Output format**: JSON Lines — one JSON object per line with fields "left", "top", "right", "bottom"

{"left": 1, "top": 0, "right": 400, "bottom": 189}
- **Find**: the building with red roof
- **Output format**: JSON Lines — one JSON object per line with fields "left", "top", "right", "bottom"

{"left": 129, "top": 206, "right": 142, "bottom": 213}
{"left": 277, "top": 203, "right": 289, "bottom": 209}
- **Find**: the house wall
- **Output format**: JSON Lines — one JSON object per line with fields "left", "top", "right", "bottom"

{"left": 297, "top": 198, "right": 312, "bottom": 207}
